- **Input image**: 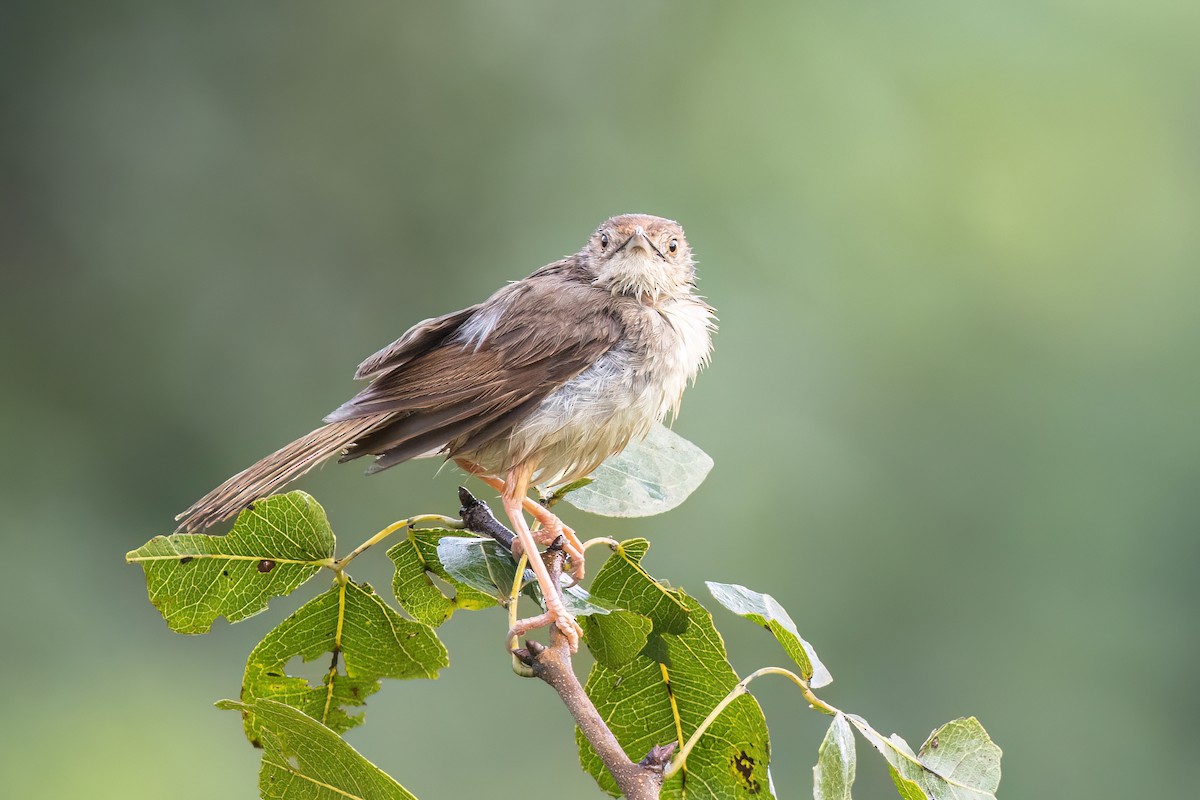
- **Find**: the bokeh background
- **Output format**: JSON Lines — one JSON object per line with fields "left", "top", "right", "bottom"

{"left": 3, "top": 2, "right": 1198, "bottom": 797}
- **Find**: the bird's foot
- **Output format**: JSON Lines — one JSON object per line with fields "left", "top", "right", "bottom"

{"left": 510, "top": 604, "right": 582, "bottom": 654}
{"left": 500, "top": 473, "right": 584, "bottom": 654}
{"left": 526, "top": 505, "right": 587, "bottom": 582}
{"left": 461, "top": 467, "right": 588, "bottom": 581}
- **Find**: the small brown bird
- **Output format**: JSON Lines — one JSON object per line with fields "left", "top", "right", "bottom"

{"left": 177, "top": 214, "right": 715, "bottom": 650}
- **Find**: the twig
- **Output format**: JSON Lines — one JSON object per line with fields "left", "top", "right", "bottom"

{"left": 458, "top": 486, "right": 515, "bottom": 549}
{"left": 459, "top": 487, "right": 673, "bottom": 797}
{"left": 513, "top": 542, "right": 673, "bottom": 800}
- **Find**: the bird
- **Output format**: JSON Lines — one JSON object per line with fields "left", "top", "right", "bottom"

{"left": 176, "top": 214, "right": 715, "bottom": 651}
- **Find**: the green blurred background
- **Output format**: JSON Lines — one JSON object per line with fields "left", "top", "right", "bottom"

{"left": 3, "top": 1, "right": 1197, "bottom": 797}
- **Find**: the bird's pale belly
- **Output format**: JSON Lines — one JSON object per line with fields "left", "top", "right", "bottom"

{"left": 464, "top": 348, "right": 660, "bottom": 487}
{"left": 460, "top": 296, "right": 712, "bottom": 487}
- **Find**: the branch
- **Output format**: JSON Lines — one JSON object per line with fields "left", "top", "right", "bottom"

{"left": 459, "top": 488, "right": 673, "bottom": 799}
{"left": 514, "top": 543, "right": 673, "bottom": 800}
{"left": 458, "top": 485, "right": 514, "bottom": 550}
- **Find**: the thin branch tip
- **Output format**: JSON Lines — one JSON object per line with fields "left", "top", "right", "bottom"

{"left": 458, "top": 488, "right": 516, "bottom": 550}
{"left": 639, "top": 742, "right": 677, "bottom": 771}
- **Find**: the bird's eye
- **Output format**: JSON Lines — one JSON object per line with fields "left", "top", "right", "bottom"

{"left": 600, "top": 233, "right": 610, "bottom": 249}
{"left": 668, "top": 238, "right": 679, "bottom": 254}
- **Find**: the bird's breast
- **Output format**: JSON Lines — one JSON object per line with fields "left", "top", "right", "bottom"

{"left": 471, "top": 294, "right": 714, "bottom": 487}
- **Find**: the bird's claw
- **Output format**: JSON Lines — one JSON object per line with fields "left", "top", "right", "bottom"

{"left": 509, "top": 609, "right": 582, "bottom": 654}
{"left": 556, "top": 613, "right": 583, "bottom": 653}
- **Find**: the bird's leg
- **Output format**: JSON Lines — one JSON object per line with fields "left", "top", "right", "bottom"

{"left": 456, "top": 461, "right": 586, "bottom": 580}
{"left": 501, "top": 466, "right": 583, "bottom": 652}
{"left": 522, "top": 500, "right": 586, "bottom": 582}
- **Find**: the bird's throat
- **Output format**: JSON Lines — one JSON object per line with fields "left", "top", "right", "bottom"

{"left": 596, "top": 253, "right": 688, "bottom": 305}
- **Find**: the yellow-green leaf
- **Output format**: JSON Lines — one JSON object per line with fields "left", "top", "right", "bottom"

{"left": 218, "top": 699, "right": 419, "bottom": 800}
{"left": 588, "top": 539, "right": 689, "bottom": 654}
{"left": 238, "top": 578, "right": 447, "bottom": 743}
{"left": 581, "top": 610, "right": 653, "bottom": 668}
{"left": 579, "top": 540, "right": 773, "bottom": 799}
{"left": 387, "top": 528, "right": 498, "bottom": 626}
{"left": 127, "top": 492, "right": 334, "bottom": 633}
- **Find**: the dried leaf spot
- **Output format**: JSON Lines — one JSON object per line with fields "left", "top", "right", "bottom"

{"left": 258, "top": 559, "right": 277, "bottom": 573}
{"left": 930, "top": 735, "right": 939, "bottom": 749}
{"left": 732, "top": 750, "right": 762, "bottom": 794}
{"left": 179, "top": 556, "right": 194, "bottom": 565}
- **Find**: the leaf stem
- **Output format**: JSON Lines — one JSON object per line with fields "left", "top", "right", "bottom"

{"left": 581, "top": 536, "right": 621, "bottom": 552}
{"left": 332, "top": 514, "right": 462, "bottom": 572}
{"left": 321, "top": 573, "right": 349, "bottom": 725}
{"left": 663, "top": 666, "right": 840, "bottom": 781}
{"left": 509, "top": 551, "right": 534, "bottom": 677}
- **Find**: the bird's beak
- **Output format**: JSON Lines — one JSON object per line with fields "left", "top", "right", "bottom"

{"left": 626, "top": 226, "right": 654, "bottom": 255}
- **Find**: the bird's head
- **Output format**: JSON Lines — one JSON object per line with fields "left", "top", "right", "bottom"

{"left": 584, "top": 214, "right": 696, "bottom": 303}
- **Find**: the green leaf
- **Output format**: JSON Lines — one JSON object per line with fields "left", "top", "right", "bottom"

{"left": 433, "top": 535, "right": 612, "bottom": 619}
{"left": 436, "top": 535, "right": 525, "bottom": 602}
{"left": 387, "top": 528, "right": 498, "bottom": 626}
{"left": 888, "top": 769, "right": 929, "bottom": 800}
{"left": 814, "top": 713, "right": 856, "bottom": 800}
{"left": 238, "top": 578, "right": 447, "bottom": 743}
{"left": 588, "top": 539, "right": 690, "bottom": 657}
{"left": 558, "top": 422, "right": 714, "bottom": 517}
{"left": 579, "top": 540, "right": 773, "bottom": 799}
{"left": 705, "top": 581, "right": 832, "bottom": 688}
{"left": 846, "top": 715, "right": 1001, "bottom": 800}
{"left": 561, "top": 584, "right": 620, "bottom": 617}
{"left": 127, "top": 492, "right": 334, "bottom": 633}
{"left": 540, "top": 477, "right": 594, "bottom": 507}
{"left": 218, "top": 699, "right": 418, "bottom": 800}
{"left": 581, "top": 610, "right": 653, "bottom": 668}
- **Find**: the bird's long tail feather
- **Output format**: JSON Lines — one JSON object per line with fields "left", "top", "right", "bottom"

{"left": 174, "top": 416, "right": 385, "bottom": 532}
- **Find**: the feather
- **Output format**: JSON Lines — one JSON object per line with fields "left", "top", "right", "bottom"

{"left": 174, "top": 416, "right": 386, "bottom": 532}
{"left": 353, "top": 304, "right": 481, "bottom": 380}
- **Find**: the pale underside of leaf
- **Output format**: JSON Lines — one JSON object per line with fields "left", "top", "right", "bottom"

{"left": 705, "top": 581, "right": 832, "bottom": 688}
{"left": 846, "top": 714, "right": 1000, "bottom": 800}
{"left": 813, "top": 713, "right": 856, "bottom": 800}
{"left": 554, "top": 422, "right": 714, "bottom": 517}
{"left": 436, "top": 535, "right": 528, "bottom": 602}
{"left": 434, "top": 534, "right": 619, "bottom": 620}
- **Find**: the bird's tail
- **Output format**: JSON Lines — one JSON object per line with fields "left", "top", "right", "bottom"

{"left": 174, "top": 416, "right": 385, "bottom": 532}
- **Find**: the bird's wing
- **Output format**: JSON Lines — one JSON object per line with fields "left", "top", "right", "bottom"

{"left": 325, "top": 268, "right": 623, "bottom": 469}
{"left": 353, "top": 303, "right": 483, "bottom": 380}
